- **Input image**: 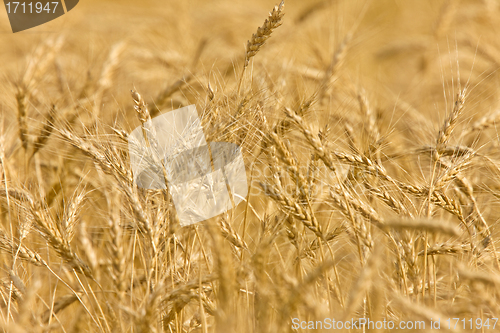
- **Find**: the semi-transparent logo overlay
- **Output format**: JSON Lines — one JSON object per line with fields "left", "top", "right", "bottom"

{"left": 128, "top": 105, "right": 248, "bottom": 227}
{"left": 3, "top": 0, "right": 79, "bottom": 33}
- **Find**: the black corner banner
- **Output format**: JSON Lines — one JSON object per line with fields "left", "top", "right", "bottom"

{"left": 4, "top": 0, "right": 79, "bottom": 32}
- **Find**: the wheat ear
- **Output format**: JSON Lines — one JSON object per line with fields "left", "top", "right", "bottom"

{"left": 238, "top": 1, "right": 285, "bottom": 94}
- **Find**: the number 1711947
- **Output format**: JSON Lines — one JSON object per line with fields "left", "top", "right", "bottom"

{"left": 5, "top": 2, "right": 59, "bottom": 14}
{"left": 446, "top": 318, "right": 498, "bottom": 330}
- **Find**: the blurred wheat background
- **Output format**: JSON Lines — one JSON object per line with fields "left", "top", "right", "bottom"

{"left": 1, "top": 0, "right": 500, "bottom": 332}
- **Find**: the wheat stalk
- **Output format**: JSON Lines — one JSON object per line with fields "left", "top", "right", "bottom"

{"left": 238, "top": 1, "right": 285, "bottom": 94}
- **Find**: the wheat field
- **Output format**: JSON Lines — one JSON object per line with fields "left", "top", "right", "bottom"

{"left": 1, "top": 0, "right": 500, "bottom": 332}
